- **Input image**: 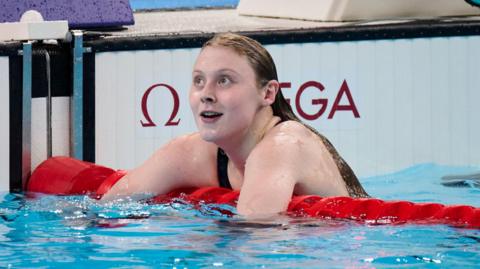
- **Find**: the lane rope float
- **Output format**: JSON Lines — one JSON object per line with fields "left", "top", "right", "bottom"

{"left": 27, "top": 157, "right": 480, "bottom": 228}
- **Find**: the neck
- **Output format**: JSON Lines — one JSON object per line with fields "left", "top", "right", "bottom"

{"left": 218, "top": 107, "right": 280, "bottom": 175}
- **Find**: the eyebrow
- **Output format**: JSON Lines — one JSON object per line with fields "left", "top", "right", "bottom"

{"left": 192, "top": 68, "right": 240, "bottom": 76}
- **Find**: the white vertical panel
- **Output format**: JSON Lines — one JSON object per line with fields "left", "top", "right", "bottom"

{"left": 0, "top": 57, "right": 9, "bottom": 192}
{"left": 51, "top": 97, "right": 70, "bottom": 158}
{"left": 96, "top": 52, "right": 119, "bottom": 168}
{"left": 280, "top": 43, "right": 302, "bottom": 118}
{"left": 336, "top": 41, "right": 359, "bottom": 171}
{"left": 356, "top": 41, "right": 377, "bottom": 176}
{"left": 31, "top": 98, "right": 47, "bottom": 170}
{"left": 336, "top": 41, "right": 359, "bottom": 129}
{"left": 167, "top": 48, "right": 197, "bottom": 144}
{"left": 430, "top": 38, "right": 451, "bottom": 165}
{"left": 268, "top": 44, "right": 287, "bottom": 97}
{"left": 31, "top": 97, "right": 70, "bottom": 170}
{"left": 269, "top": 44, "right": 296, "bottom": 124}
{"left": 317, "top": 42, "right": 340, "bottom": 132}
{"left": 151, "top": 49, "right": 173, "bottom": 150}
{"left": 282, "top": 43, "right": 302, "bottom": 82}
{"left": 374, "top": 40, "right": 396, "bottom": 175}
{"left": 392, "top": 39, "right": 414, "bottom": 171}
{"left": 411, "top": 38, "right": 433, "bottom": 165}
{"left": 115, "top": 51, "right": 139, "bottom": 168}
{"left": 467, "top": 36, "right": 480, "bottom": 166}
{"left": 188, "top": 49, "right": 202, "bottom": 129}
{"left": 135, "top": 49, "right": 169, "bottom": 164}
{"left": 298, "top": 43, "right": 321, "bottom": 83}
{"left": 268, "top": 45, "right": 283, "bottom": 81}
{"left": 448, "top": 37, "right": 469, "bottom": 166}
{"left": 297, "top": 42, "right": 325, "bottom": 128}
{"left": 300, "top": 42, "right": 324, "bottom": 121}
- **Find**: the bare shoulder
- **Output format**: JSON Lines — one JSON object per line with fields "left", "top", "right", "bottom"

{"left": 269, "top": 120, "right": 314, "bottom": 139}
{"left": 158, "top": 132, "right": 216, "bottom": 157}
{"left": 152, "top": 133, "right": 217, "bottom": 170}
{"left": 144, "top": 132, "right": 218, "bottom": 186}
{"left": 247, "top": 121, "right": 318, "bottom": 174}
{"left": 246, "top": 121, "right": 346, "bottom": 195}
{"left": 252, "top": 121, "right": 319, "bottom": 158}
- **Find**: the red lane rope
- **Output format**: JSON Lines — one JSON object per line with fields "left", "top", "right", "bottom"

{"left": 152, "top": 187, "right": 479, "bottom": 228}
{"left": 27, "top": 157, "right": 480, "bottom": 229}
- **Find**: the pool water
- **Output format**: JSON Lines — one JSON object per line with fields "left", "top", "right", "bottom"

{"left": 1, "top": 163, "right": 479, "bottom": 268}
{"left": 130, "top": 0, "right": 239, "bottom": 11}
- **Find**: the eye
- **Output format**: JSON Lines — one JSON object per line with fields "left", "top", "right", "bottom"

{"left": 217, "top": 76, "right": 232, "bottom": 87}
{"left": 193, "top": 75, "right": 205, "bottom": 87}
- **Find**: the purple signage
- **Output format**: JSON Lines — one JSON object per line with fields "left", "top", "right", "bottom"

{"left": 0, "top": 0, "right": 134, "bottom": 28}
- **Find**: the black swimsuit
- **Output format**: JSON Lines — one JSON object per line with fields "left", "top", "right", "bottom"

{"left": 217, "top": 148, "right": 232, "bottom": 189}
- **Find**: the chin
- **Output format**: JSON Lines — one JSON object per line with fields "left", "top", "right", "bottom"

{"left": 199, "top": 130, "right": 221, "bottom": 143}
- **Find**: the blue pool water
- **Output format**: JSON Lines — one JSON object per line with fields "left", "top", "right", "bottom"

{"left": 1, "top": 163, "right": 479, "bottom": 268}
{"left": 130, "top": 0, "right": 239, "bottom": 11}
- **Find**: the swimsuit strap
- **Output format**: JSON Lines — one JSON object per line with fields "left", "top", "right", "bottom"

{"left": 217, "top": 148, "right": 232, "bottom": 189}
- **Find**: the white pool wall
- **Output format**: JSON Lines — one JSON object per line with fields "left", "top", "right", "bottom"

{"left": 94, "top": 36, "right": 480, "bottom": 177}
{"left": 1, "top": 35, "right": 479, "bottom": 192}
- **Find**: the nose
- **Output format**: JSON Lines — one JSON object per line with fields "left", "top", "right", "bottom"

{"left": 201, "top": 95, "right": 216, "bottom": 103}
{"left": 200, "top": 86, "right": 216, "bottom": 103}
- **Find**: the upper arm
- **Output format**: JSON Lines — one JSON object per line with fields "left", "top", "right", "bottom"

{"left": 236, "top": 129, "right": 306, "bottom": 216}
{"left": 236, "top": 121, "right": 349, "bottom": 217}
{"left": 102, "top": 133, "right": 217, "bottom": 200}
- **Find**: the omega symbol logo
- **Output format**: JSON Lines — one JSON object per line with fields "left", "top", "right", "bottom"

{"left": 140, "top": 83, "right": 181, "bottom": 127}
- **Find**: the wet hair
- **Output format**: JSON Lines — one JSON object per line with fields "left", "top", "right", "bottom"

{"left": 202, "top": 33, "right": 369, "bottom": 198}
{"left": 203, "top": 33, "right": 298, "bottom": 122}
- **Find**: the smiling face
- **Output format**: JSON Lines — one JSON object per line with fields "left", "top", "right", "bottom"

{"left": 189, "top": 45, "right": 266, "bottom": 145}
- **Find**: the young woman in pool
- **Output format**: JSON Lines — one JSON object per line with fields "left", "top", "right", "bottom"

{"left": 102, "top": 33, "right": 368, "bottom": 216}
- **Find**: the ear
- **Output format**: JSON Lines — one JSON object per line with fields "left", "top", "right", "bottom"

{"left": 262, "top": 80, "right": 279, "bottom": 106}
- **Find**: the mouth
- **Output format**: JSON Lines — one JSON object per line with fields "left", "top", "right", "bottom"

{"left": 200, "top": 111, "right": 223, "bottom": 120}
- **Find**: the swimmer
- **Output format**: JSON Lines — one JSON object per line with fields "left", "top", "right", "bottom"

{"left": 102, "top": 33, "right": 368, "bottom": 216}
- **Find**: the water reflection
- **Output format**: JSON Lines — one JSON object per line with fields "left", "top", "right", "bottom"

{"left": 0, "top": 189, "right": 479, "bottom": 268}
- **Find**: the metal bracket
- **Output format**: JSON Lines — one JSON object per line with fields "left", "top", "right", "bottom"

{"left": 45, "top": 50, "right": 52, "bottom": 158}
{"left": 21, "top": 41, "right": 32, "bottom": 188}
{"left": 72, "top": 30, "right": 84, "bottom": 160}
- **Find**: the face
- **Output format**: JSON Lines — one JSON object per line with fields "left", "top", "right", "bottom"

{"left": 189, "top": 45, "right": 265, "bottom": 144}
